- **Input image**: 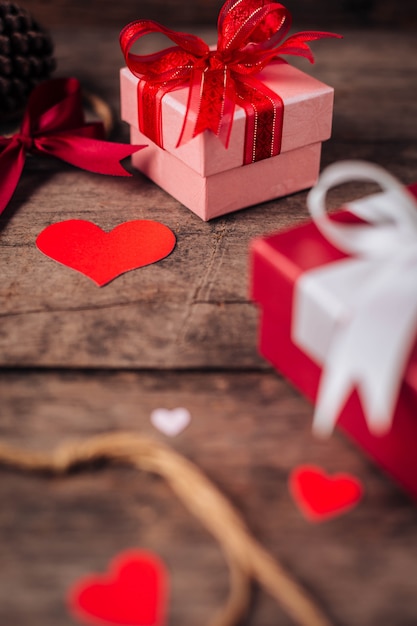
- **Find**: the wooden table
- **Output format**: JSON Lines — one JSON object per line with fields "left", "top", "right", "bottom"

{"left": 1, "top": 25, "right": 417, "bottom": 626}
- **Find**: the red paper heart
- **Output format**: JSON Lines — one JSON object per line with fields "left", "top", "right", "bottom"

{"left": 36, "top": 220, "right": 176, "bottom": 286}
{"left": 289, "top": 465, "right": 363, "bottom": 522}
{"left": 68, "top": 550, "right": 168, "bottom": 626}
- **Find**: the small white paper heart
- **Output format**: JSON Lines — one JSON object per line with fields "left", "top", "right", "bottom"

{"left": 150, "top": 407, "right": 191, "bottom": 437}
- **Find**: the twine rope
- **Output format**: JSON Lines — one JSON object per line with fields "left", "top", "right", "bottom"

{"left": 0, "top": 432, "right": 332, "bottom": 626}
{"left": 83, "top": 90, "right": 113, "bottom": 136}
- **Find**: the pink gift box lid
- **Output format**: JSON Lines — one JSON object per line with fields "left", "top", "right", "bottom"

{"left": 120, "top": 62, "right": 334, "bottom": 177}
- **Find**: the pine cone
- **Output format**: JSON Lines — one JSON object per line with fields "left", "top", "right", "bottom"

{"left": 0, "top": 1, "right": 56, "bottom": 122}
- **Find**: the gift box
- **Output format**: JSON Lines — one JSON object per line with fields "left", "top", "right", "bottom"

{"left": 119, "top": 1, "right": 339, "bottom": 221}
{"left": 250, "top": 161, "right": 417, "bottom": 499}
{"left": 121, "top": 64, "right": 333, "bottom": 221}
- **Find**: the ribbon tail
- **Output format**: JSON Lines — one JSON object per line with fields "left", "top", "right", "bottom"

{"left": 217, "top": 70, "right": 237, "bottom": 149}
{"left": 176, "top": 67, "right": 206, "bottom": 146}
{"left": 0, "top": 141, "right": 26, "bottom": 215}
{"left": 352, "top": 256, "right": 417, "bottom": 434}
{"left": 313, "top": 332, "right": 356, "bottom": 438}
{"left": 313, "top": 255, "right": 417, "bottom": 438}
{"left": 35, "top": 135, "right": 145, "bottom": 176}
{"left": 179, "top": 67, "right": 235, "bottom": 148}
{"left": 276, "top": 31, "right": 342, "bottom": 63}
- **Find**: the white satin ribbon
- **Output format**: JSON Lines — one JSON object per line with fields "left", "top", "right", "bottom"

{"left": 292, "top": 160, "right": 417, "bottom": 437}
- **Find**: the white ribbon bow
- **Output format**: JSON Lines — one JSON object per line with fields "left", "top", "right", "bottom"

{"left": 292, "top": 160, "right": 417, "bottom": 437}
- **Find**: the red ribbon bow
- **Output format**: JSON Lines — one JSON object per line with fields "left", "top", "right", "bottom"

{"left": 120, "top": 0, "right": 341, "bottom": 165}
{"left": 0, "top": 77, "right": 144, "bottom": 215}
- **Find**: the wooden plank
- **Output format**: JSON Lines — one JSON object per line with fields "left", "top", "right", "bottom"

{"left": 19, "top": 0, "right": 417, "bottom": 28}
{"left": 0, "top": 369, "right": 416, "bottom": 626}
{"left": 297, "top": 31, "right": 417, "bottom": 143}
{"left": 1, "top": 142, "right": 415, "bottom": 369}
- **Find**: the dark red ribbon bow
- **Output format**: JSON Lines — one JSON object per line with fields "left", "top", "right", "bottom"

{"left": 0, "top": 77, "right": 144, "bottom": 215}
{"left": 120, "top": 0, "right": 341, "bottom": 165}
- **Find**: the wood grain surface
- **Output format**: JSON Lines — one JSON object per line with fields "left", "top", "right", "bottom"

{"left": 18, "top": 0, "right": 417, "bottom": 28}
{"left": 1, "top": 18, "right": 417, "bottom": 626}
{"left": 1, "top": 370, "right": 416, "bottom": 626}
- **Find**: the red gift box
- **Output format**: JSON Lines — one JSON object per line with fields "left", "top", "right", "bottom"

{"left": 250, "top": 162, "right": 417, "bottom": 499}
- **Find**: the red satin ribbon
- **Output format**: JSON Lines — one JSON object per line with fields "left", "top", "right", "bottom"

{"left": 120, "top": 0, "right": 341, "bottom": 165}
{"left": 0, "top": 77, "right": 144, "bottom": 215}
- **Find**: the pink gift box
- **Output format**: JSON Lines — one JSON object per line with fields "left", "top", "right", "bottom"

{"left": 120, "top": 62, "right": 334, "bottom": 221}
{"left": 250, "top": 182, "right": 417, "bottom": 500}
